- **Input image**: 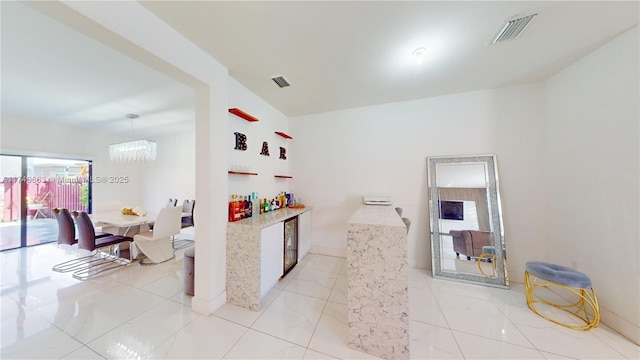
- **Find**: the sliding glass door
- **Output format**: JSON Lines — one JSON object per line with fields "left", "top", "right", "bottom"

{"left": 1, "top": 155, "right": 23, "bottom": 250}
{"left": 1, "top": 155, "right": 92, "bottom": 251}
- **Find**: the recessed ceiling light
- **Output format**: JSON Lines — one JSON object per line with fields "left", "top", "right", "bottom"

{"left": 412, "top": 47, "right": 428, "bottom": 63}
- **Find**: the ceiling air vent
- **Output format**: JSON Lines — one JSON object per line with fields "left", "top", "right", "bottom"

{"left": 271, "top": 75, "right": 291, "bottom": 88}
{"left": 491, "top": 13, "right": 537, "bottom": 44}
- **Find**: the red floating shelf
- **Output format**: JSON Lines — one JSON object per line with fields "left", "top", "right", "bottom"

{"left": 229, "top": 108, "right": 259, "bottom": 122}
{"left": 274, "top": 175, "right": 293, "bottom": 179}
{"left": 228, "top": 171, "right": 258, "bottom": 176}
{"left": 275, "top": 131, "right": 293, "bottom": 139}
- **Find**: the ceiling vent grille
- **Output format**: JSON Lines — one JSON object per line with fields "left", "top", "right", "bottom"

{"left": 491, "top": 13, "right": 537, "bottom": 44}
{"left": 271, "top": 76, "right": 291, "bottom": 88}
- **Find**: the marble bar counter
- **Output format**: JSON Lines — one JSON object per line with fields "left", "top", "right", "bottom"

{"left": 227, "top": 207, "right": 312, "bottom": 311}
{"left": 347, "top": 205, "right": 409, "bottom": 360}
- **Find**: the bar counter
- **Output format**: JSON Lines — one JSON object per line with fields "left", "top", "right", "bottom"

{"left": 347, "top": 205, "right": 409, "bottom": 360}
{"left": 226, "top": 206, "right": 312, "bottom": 311}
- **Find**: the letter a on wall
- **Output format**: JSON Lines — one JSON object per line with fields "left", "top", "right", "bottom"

{"left": 260, "top": 141, "right": 270, "bottom": 156}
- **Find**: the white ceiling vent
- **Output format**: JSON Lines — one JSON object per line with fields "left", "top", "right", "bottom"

{"left": 491, "top": 13, "right": 538, "bottom": 44}
{"left": 271, "top": 75, "right": 291, "bottom": 88}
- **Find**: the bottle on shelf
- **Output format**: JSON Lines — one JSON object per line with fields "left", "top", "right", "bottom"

{"left": 252, "top": 192, "right": 261, "bottom": 215}
{"left": 229, "top": 194, "right": 241, "bottom": 222}
{"left": 263, "top": 198, "right": 269, "bottom": 213}
{"left": 228, "top": 195, "right": 235, "bottom": 221}
{"left": 247, "top": 194, "right": 253, "bottom": 217}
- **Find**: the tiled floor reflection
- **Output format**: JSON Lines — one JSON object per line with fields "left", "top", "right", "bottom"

{"left": 1, "top": 243, "right": 638, "bottom": 359}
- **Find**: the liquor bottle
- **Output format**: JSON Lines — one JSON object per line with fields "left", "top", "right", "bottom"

{"left": 228, "top": 195, "right": 235, "bottom": 221}
{"left": 230, "top": 194, "right": 240, "bottom": 221}
{"left": 247, "top": 194, "right": 252, "bottom": 217}
{"left": 241, "top": 196, "right": 247, "bottom": 219}
{"left": 263, "top": 198, "right": 269, "bottom": 213}
{"left": 243, "top": 195, "right": 248, "bottom": 218}
{"left": 236, "top": 196, "right": 242, "bottom": 219}
{"left": 253, "top": 193, "right": 261, "bottom": 215}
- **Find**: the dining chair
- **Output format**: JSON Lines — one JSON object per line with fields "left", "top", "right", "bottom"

{"left": 181, "top": 200, "right": 195, "bottom": 228}
{"left": 172, "top": 200, "right": 196, "bottom": 250}
{"left": 134, "top": 206, "right": 182, "bottom": 265}
{"left": 149, "top": 199, "right": 179, "bottom": 231}
{"left": 402, "top": 217, "right": 411, "bottom": 234}
{"left": 54, "top": 208, "right": 76, "bottom": 246}
{"left": 51, "top": 208, "right": 114, "bottom": 273}
{"left": 71, "top": 211, "right": 134, "bottom": 280}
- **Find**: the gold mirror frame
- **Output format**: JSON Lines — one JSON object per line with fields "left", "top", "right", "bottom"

{"left": 427, "top": 154, "right": 508, "bottom": 288}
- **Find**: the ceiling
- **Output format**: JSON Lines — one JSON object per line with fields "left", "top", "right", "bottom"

{"left": 1, "top": 1, "right": 196, "bottom": 137}
{"left": 141, "top": 1, "right": 639, "bottom": 116}
{"left": 1, "top": 1, "right": 638, "bottom": 136}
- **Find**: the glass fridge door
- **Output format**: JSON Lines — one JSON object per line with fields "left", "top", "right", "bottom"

{"left": 283, "top": 216, "right": 298, "bottom": 277}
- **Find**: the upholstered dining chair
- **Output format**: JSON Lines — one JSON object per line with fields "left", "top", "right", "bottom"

{"left": 181, "top": 200, "right": 195, "bottom": 228}
{"left": 171, "top": 199, "right": 196, "bottom": 250}
{"left": 133, "top": 206, "right": 182, "bottom": 265}
{"left": 51, "top": 208, "right": 113, "bottom": 273}
{"left": 71, "top": 211, "right": 133, "bottom": 280}
{"left": 53, "top": 208, "right": 76, "bottom": 246}
{"left": 149, "top": 199, "right": 179, "bottom": 230}
{"left": 402, "top": 217, "right": 411, "bottom": 234}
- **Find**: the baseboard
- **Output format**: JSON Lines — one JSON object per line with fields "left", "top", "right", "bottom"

{"left": 600, "top": 306, "right": 640, "bottom": 345}
{"left": 310, "top": 246, "right": 346, "bottom": 258}
{"left": 191, "top": 290, "right": 227, "bottom": 315}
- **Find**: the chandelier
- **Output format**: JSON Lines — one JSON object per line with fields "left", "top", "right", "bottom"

{"left": 109, "top": 114, "right": 157, "bottom": 162}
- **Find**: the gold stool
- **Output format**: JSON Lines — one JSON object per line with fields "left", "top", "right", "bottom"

{"left": 477, "top": 246, "right": 507, "bottom": 279}
{"left": 525, "top": 261, "right": 599, "bottom": 330}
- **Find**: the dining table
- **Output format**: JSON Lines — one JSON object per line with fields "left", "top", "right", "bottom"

{"left": 90, "top": 210, "right": 192, "bottom": 260}
{"left": 91, "top": 211, "right": 156, "bottom": 237}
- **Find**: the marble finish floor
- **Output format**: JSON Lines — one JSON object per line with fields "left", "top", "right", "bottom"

{"left": 1, "top": 243, "right": 638, "bottom": 359}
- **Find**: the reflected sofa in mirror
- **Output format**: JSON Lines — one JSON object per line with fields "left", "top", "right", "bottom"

{"left": 427, "top": 154, "right": 508, "bottom": 288}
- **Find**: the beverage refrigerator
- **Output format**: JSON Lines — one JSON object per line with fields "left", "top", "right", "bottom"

{"left": 282, "top": 216, "right": 298, "bottom": 277}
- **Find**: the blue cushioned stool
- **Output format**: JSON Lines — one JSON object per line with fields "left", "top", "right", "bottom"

{"left": 477, "top": 246, "right": 507, "bottom": 279}
{"left": 525, "top": 261, "right": 599, "bottom": 330}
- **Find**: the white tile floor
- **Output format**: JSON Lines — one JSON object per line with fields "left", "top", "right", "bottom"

{"left": 1, "top": 243, "right": 638, "bottom": 359}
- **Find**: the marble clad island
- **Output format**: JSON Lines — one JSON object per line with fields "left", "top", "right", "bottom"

{"left": 227, "top": 207, "right": 311, "bottom": 311}
{"left": 347, "top": 205, "right": 409, "bottom": 360}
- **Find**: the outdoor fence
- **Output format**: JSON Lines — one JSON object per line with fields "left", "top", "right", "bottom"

{"left": 2, "top": 178, "right": 87, "bottom": 221}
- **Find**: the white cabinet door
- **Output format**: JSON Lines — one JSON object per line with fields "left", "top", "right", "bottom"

{"left": 260, "top": 222, "right": 284, "bottom": 298}
{"left": 298, "top": 211, "right": 312, "bottom": 261}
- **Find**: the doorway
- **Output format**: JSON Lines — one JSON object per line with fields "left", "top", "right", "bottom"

{"left": 1, "top": 155, "right": 92, "bottom": 251}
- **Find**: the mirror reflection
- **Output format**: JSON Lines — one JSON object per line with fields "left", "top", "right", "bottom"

{"left": 427, "top": 155, "right": 508, "bottom": 288}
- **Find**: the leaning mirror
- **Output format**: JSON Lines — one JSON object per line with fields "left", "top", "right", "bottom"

{"left": 427, "top": 154, "right": 508, "bottom": 288}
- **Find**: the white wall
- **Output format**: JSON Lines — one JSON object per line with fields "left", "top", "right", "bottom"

{"left": 0, "top": 115, "right": 144, "bottom": 208}
{"left": 27, "top": 0, "right": 231, "bottom": 315}
{"left": 544, "top": 26, "right": 639, "bottom": 343}
{"left": 290, "top": 83, "right": 546, "bottom": 275}
{"left": 141, "top": 126, "right": 196, "bottom": 213}
{"left": 228, "top": 78, "right": 291, "bottom": 201}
